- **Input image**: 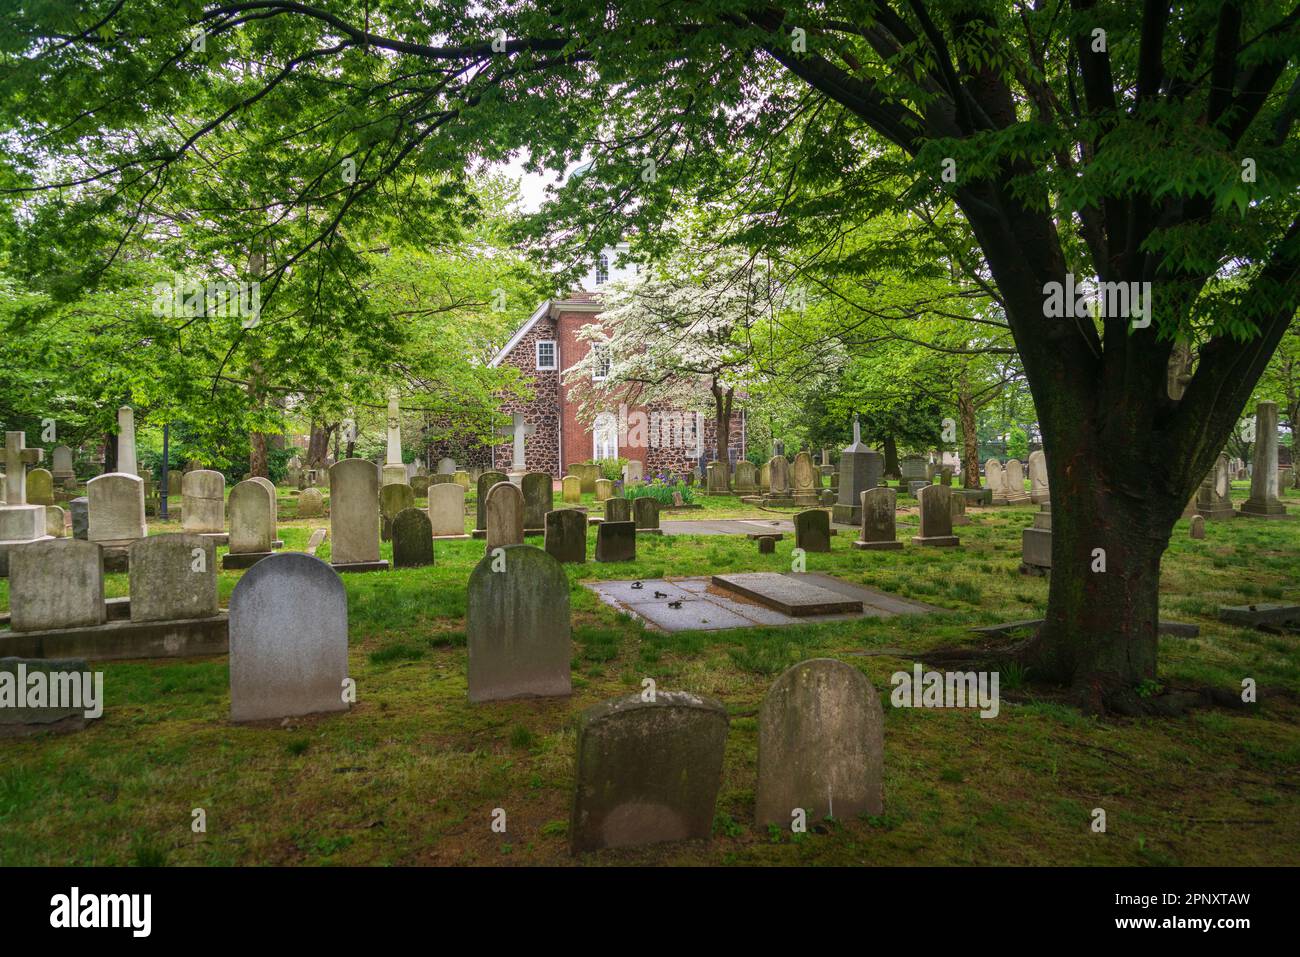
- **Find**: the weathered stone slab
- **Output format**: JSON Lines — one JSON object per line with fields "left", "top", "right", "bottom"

{"left": 466, "top": 544, "right": 571, "bottom": 703}
{"left": 522, "top": 471, "right": 553, "bottom": 533}
{"left": 571, "top": 691, "right": 728, "bottom": 853}
{"left": 27, "top": 468, "right": 54, "bottom": 507}
{"left": 475, "top": 470, "right": 509, "bottom": 534}
{"left": 86, "top": 473, "right": 147, "bottom": 546}
{"left": 428, "top": 483, "right": 468, "bottom": 538}
{"left": 794, "top": 509, "right": 831, "bottom": 553}
{"left": 604, "top": 497, "right": 631, "bottom": 523}
{"left": 756, "top": 658, "right": 884, "bottom": 826}
{"left": 228, "top": 479, "right": 274, "bottom": 556}
{"left": 182, "top": 469, "right": 226, "bottom": 534}
{"left": 913, "top": 484, "right": 959, "bottom": 546}
{"left": 0, "top": 657, "right": 98, "bottom": 737}
{"left": 545, "top": 508, "right": 587, "bottom": 563}
{"left": 329, "top": 458, "right": 384, "bottom": 567}
{"left": 485, "top": 481, "right": 524, "bottom": 552}
{"left": 562, "top": 475, "right": 581, "bottom": 503}
{"left": 297, "top": 486, "right": 324, "bottom": 518}
{"left": 380, "top": 482, "right": 415, "bottom": 541}
{"left": 130, "top": 533, "right": 218, "bottom": 622}
{"left": 44, "top": 506, "right": 66, "bottom": 538}
{"left": 306, "top": 528, "right": 328, "bottom": 556}
{"left": 70, "top": 497, "right": 89, "bottom": 540}
{"left": 594, "top": 478, "right": 614, "bottom": 501}
{"left": 633, "top": 497, "right": 662, "bottom": 534}
{"left": 595, "top": 520, "right": 636, "bottom": 562}
{"left": 711, "top": 572, "right": 863, "bottom": 616}
{"left": 1189, "top": 514, "right": 1205, "bottom": 539}
{"left": 392, "top": 507, "right": 434, "bottom": 568}
{"left": 8, "top": 539, "right": 105, "bottom": 632}
{"left": 1217, "top": 603, "right": 1300, "bottom": 628}
{"left": 228, "top": 552, "right": 349, "bottom": 722}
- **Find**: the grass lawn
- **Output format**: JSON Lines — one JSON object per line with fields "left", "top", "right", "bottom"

{"left": 1, "top": 481, "right": 1297, "bottom": 866}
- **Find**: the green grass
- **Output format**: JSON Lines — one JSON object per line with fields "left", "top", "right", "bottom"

{"left": 0, "top": 485, "right": 1297, "bottom": 866}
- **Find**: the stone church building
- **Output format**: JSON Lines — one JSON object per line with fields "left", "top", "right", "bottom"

{"left": 487, "top": 246, "right": 746, "bottom": 477}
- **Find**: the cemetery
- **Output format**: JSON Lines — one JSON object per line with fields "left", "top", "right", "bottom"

{"left": 0, "top": 0, "right": 1296, "bottom": 888}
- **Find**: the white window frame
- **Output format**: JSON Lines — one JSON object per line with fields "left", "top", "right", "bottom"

{"left": 593, "top": 411, "right": 619, "bottom": 460}
{"left": 591, "top": 344, "right": 611, "bottom": 382}
{"left": 595, "top": 254, "right": 609, "bottom": 285}
{"left": 535, "top": 339, "right": 557, "bottom": 371}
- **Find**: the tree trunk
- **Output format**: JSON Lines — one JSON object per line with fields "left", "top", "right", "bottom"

{"left": 104, "top": 432, "right": 118, "bottom": 473}
{"left": 712, "top": 382, "right": 734, "bottom": 464}
{"left": 957, "top": 391, "right": 980, "bottom": 489}
{"left": 307, "top": 421, "right": 333, "bottom": 470}
{"left": 882, "top": 435, "right": 899, "bottom": 478}
{"left": 249, "top": 432, "right": 268, "bottom": 478}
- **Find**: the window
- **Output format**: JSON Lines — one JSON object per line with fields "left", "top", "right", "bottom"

{"left": 535, "top": 340, "right": 557, "bottom": 370}
{"left": 593, "top": 412, "right": 618, "bottom": 460}
{"left": 595, "top": 254, "right": 609, "bottom": 285}
{"left": 592, "top": 344, "right": 611, "bottom": 381}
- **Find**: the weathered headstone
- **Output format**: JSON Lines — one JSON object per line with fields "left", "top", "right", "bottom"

{"left": 27, "top": 468, "right": 54, "bottom": 507}
{"left": 297, "top": 486, "right": 324, "bottom": 518}
{"left": 734, "top": 460, "right": 758, "bottom": 493}
{"left": 706, "top": 460, "right": 730, "bottom": 493}
{"left": 912, "top": 484, "right": 959, "bottom": 546}
{"left": 130, "top": 533, "right": 218, "bottom": 622}
{"left": 756, "top": 658, "right": 884, "bottom": 827}
{"left": 604, "top": 496, "right": 631, "bottom": 523}
{"left": 562, "top": 474, "right": 582, "bottom": 503}
{"left": 224, "top": 479, "right": 275, "bottom": 568}
{"left": 949, "top": 489, "right": 970, "bottom": 526}
{"left": 329, "top": 458, "right": 387, "bottom": 570}
{"left": 832, "top": 414, "right": 883, "bottom": 525}
{"left": 792, "top": 452, "right": 818, "bottom": 505}
{"left": 595, "top": 520, "right": 637, "bottom": 562}
{"left": 228, "top": 552, "right": 350, "bottom": 722}
{"left": 437, "top": 457, "right": 456, "bottom": 475}
{"left": 382, "top": 390, "right": 409, "bottom": 487}
{"left": 392, "top": 507, "right": 435, "bottom": 568}
{"left": 380, "top": 482, "right": 415, "bottom": 541}
{"left": 794, "top": 509, "right": 831, "bottom": 553}
{"left": 767, "top": 455, "right": 791, "bottom": 498}
{"left": 1027, "top": 450, "right": 1050, "bottom": 505}
{"left": 570, "top": 692, "right": 728, "bottom": 853}
{"left": 1003, "top": 459, "right": 1030, "bottom": 504}
{"left": 466, "top": 544, "right": 571, "bottom": 703}
{"left": 1195, "top": 454, "right": 1235, "bottom": 520}
{"left": 182, "top": 469, "right": 226, "bottom": 534}
{"left": 51, "top": 445, "right": 75, "bottom": 481}
{"left": 474, "top": 470, "right": 509, "bottom": 536}
{"left": 1241, "top": 401, "right": 1288, "bottom": 517}
{"left": 633, "top": 497, "right": 662, "bottom": 534}
{"left": 86, "top": 472, "right": 147, "bottom": 547}
{"left": 899, "top": 454, "right": 927, "bottom": 483}
{"left": 8, "top": 539, "right": 105, "bottom": 631}
{"left": 1190, "top": 514, "right": 1206, "bottom": 539}
{"left": 44, "top": 505, "right": 65, "bottom": 538}
{"left": 985, "top": 459, "right": 1007, "bottom": 505}
{"left": 623, "top": 460, "right": 644, "bottom": 484}
{"left": 453, "top": 470, "right": 471, "bottom": 490}
{"left": 545, "top": 508, "right": 587, "bottom": 563}
{"left": 485, "top": 481, "right": 524, "bottom": 552}
{"left": 521, "top": 471, "right": 553, "bottom": 534}
{"left": 306, "top": 528, "right": 328, "bottom": 556}
{"left": 428, "top": 483, "right": 468, "bottom": 539}
{"left": 854, "top": 487, "right": 902, "bottom": 550}
{"left": 70, "top": 497, "right": 89, "bottom": 540}
{"left": 411, "top": 475, "right": 431, "bottom": 498}
{"left": 594, "top": 478, "right": 614, "bottom": 501}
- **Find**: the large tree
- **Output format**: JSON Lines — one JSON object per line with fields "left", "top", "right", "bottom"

{"left": 2, "top": 2, "right": 1297, "bottom": 711}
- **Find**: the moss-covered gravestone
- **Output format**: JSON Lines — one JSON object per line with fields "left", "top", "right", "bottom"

{"left": 474, "top": 470, "right": 509, "bottom": 536}
{"left": 632, "top": 497, "right": 661, "bottom": 534}
{"left": 380, "top": 482, "right": 415, "bottom": 542}
{"left": 756, "top": 658, "right": 883, "bottom": 827}
{"left": 392, "top": 507, "right": 434, "bottom": 568}
{"left": 793, "top": 508, "right": 831, "bottom": 553}
{"left": 570, "top": 691, "right": 728, "bottom": 853}
{"left": 544, "top": 508, "right": 586, "bottom": 563}
{"left": 603, "top": 497, "right": 631, "bottom": 523}
{"left": 466, "top": 544, "right": 570, "bottom": 703}
{"left": 521, "top": 471, "right": 553, "bottom": 535}
{"left": 595, "top": 520, "right": 636, "bottom": 562}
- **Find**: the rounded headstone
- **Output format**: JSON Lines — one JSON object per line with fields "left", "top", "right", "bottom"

{"left": 228, "top": 479, "right": 274, "bottom": 554}
{"left": 485, "top": 481, "right": 524, "bottom": 551}
{"left": 392, "top": 507, "right": 434, "bottom": 568}
{"left": 181, "top": 469, "right": 226, "bottom": 534}
{"left": 297, "top": 486, "right": 324, "bottom": 518}
{"left": 329, "top": 458, "right": 381, "bottom": 564}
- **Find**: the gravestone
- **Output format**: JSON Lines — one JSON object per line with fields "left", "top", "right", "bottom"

{"left": 600, "top": 496, "right": 630, "bottom": 524}
{"left": 51, "top": 445, "right": 75, "bottom": 481}
{"left": 594, "top": 478, "right": 614, "bottom": 501}
{"left": 427, "top": 483, "right": 468, "bottom": 539}
{"left": 485, "top": 481, "right": 524, "bottom": 552}
{"left": 1195, "top": 454, "right": 1235, "bottom": 520}
{"left": 985, "top": 459, "right": 1007, "bottom": 505}
{"left": 224, "top": 479, "right": 275, "bottom": 569}
{"left": 247, "top": 476, "right": 280, "bottom": 542}
{"left": 562, "top": 475, "right": 582, "bottom": 503}
{"left": 392, "top": 507, "right": 435, "bottom": 568}
{"left": 1190, "top": 515, "right": 1206, "bottom": 539}
{"left": 329, "top": 458, "right": 387, "bottom": 571}
{"left": 522, "top": 471, "right": 553, "bottom": 534}
{"left": 756, "top": 658, "right": 884, "bottom": 827}
{"left": 734, "top": 461, "right": 758, "bottom": 493}
{"left": 595, "top": 520, "right": 636, "bottom": 562}
{"left": 306, "top": 528, "right": 328, "bottom": 556}
{"left": 474, "top": 470, "right": 509, "bottom": 536}
{"left": 758, "top": 535, "right": 777, "bottom": 554}
{"left": 759, "top": 462, "right": 770, "bottom": 491}
{"left": 453, "top": 470, "right": 471, "bottom": 490}
{"left": 182, "top": 469, "right": 226, "bottom": 534}
{"left": 380, "top": 483, "right": 415, "bottom": 542}
{"left": 570, "top": 691, "right": 728, "bottom": 853}
{"left": 44, "top": 506, "right": 65, "bottom": 538}
{"left": 228, "top": 552, "right": 350, "bottom": 722}
{"left": 466, "top": 544, "right": 571, "bottom": 703}
{"left": 86, "top": 472, "right": 147, "bottom": 548}
{"left": 832, "top": 414, "right": 883, "bottom": 525}
{"left": 767, "top": 455, "right": 791, "bottom": 499}
{"left": 633, "top": 497, "right": 662, "bottom": 534}
{"left": 497, "top": 412, "right": 535, "bottom": 482}
{"left": 1003, "top": 459, "right": 1030, "bottom": 504}
{"left": 912, "top": 484, "right": 959, "bottom": 546}
{"left": 792, "top": 452, "right": 818, "bottom": 506}
{"left": 1020, "top": 503, "right": 1053, "bottom": 573}
{"left": 623, "top": 460, "right": 644, "bottom": 484}
{"left": 899, "top": 455, "right": 927, "bottom": 483}
{"left": 853, "top": 487, "right": 902, "bottom": 550}
{"left": 545, "top": 508, "right": 587, "bottom": 563}
{"left": 70, "top": 497, "right": 89, "bottom": 540}
{"left": 939, "top": 466, "right": 953, "bottom": 487}
{"left": 1027, "top": 451, "right": 1050, "bottom": 505}
{"left": 297, "top": 487, "right": 324, "bottom": 518}
{"left": 0, "top": 657, "right": 99, "bottom": 736}
{"left": 794, "top": 509, "right": 831, "bottom": 553}
{"left": 411, "top": 475, "right": 431, "bottom": 498}
{"left": 129, "top": 533, "right": 218, "bottom": 622}
{"left": 707, "top": 460, "right": 730, "bottom": 493}
{"left": 949, "top": 489, "right": 970, "bottom": 526}
{"left": 27, "top": 468, "right": 54, "bottom": 507}
{"left": 382, "top": 391, "right": 409, "bottom": 487}
{"left": 437, "top": 457, "right": 456, "bottom": 475}
{"left": 8, "top": 539, "right": 105, "bottom": 631}
{"left": 575, "top": 462, "right": 599, "bottom": 494}
{"left": 1241, "top": 401, "right": 1288, "bottom": 517}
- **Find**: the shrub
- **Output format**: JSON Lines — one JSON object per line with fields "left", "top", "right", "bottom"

{"left": 625, "top": 479, "right": 694, "bottom": 505}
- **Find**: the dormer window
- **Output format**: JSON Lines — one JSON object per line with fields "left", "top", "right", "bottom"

{"left": 595, "top": 254, "right": 609, "bottom": 285}
{"left": 536, "top": 340, "right": 557, "bottom": 370}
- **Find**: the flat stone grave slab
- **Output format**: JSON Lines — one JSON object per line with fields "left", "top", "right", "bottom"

{"left": 971, "top": 618, "right": 1201, "bottom": 638}
{"left": 587, "top": 573, "right": 941, "bottom": 633}
{"left": 711, "top": 572, "right": 863, "bottom": 617}
{"left": 1217, "top": 604, "right": 1300, "bottom": 628}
